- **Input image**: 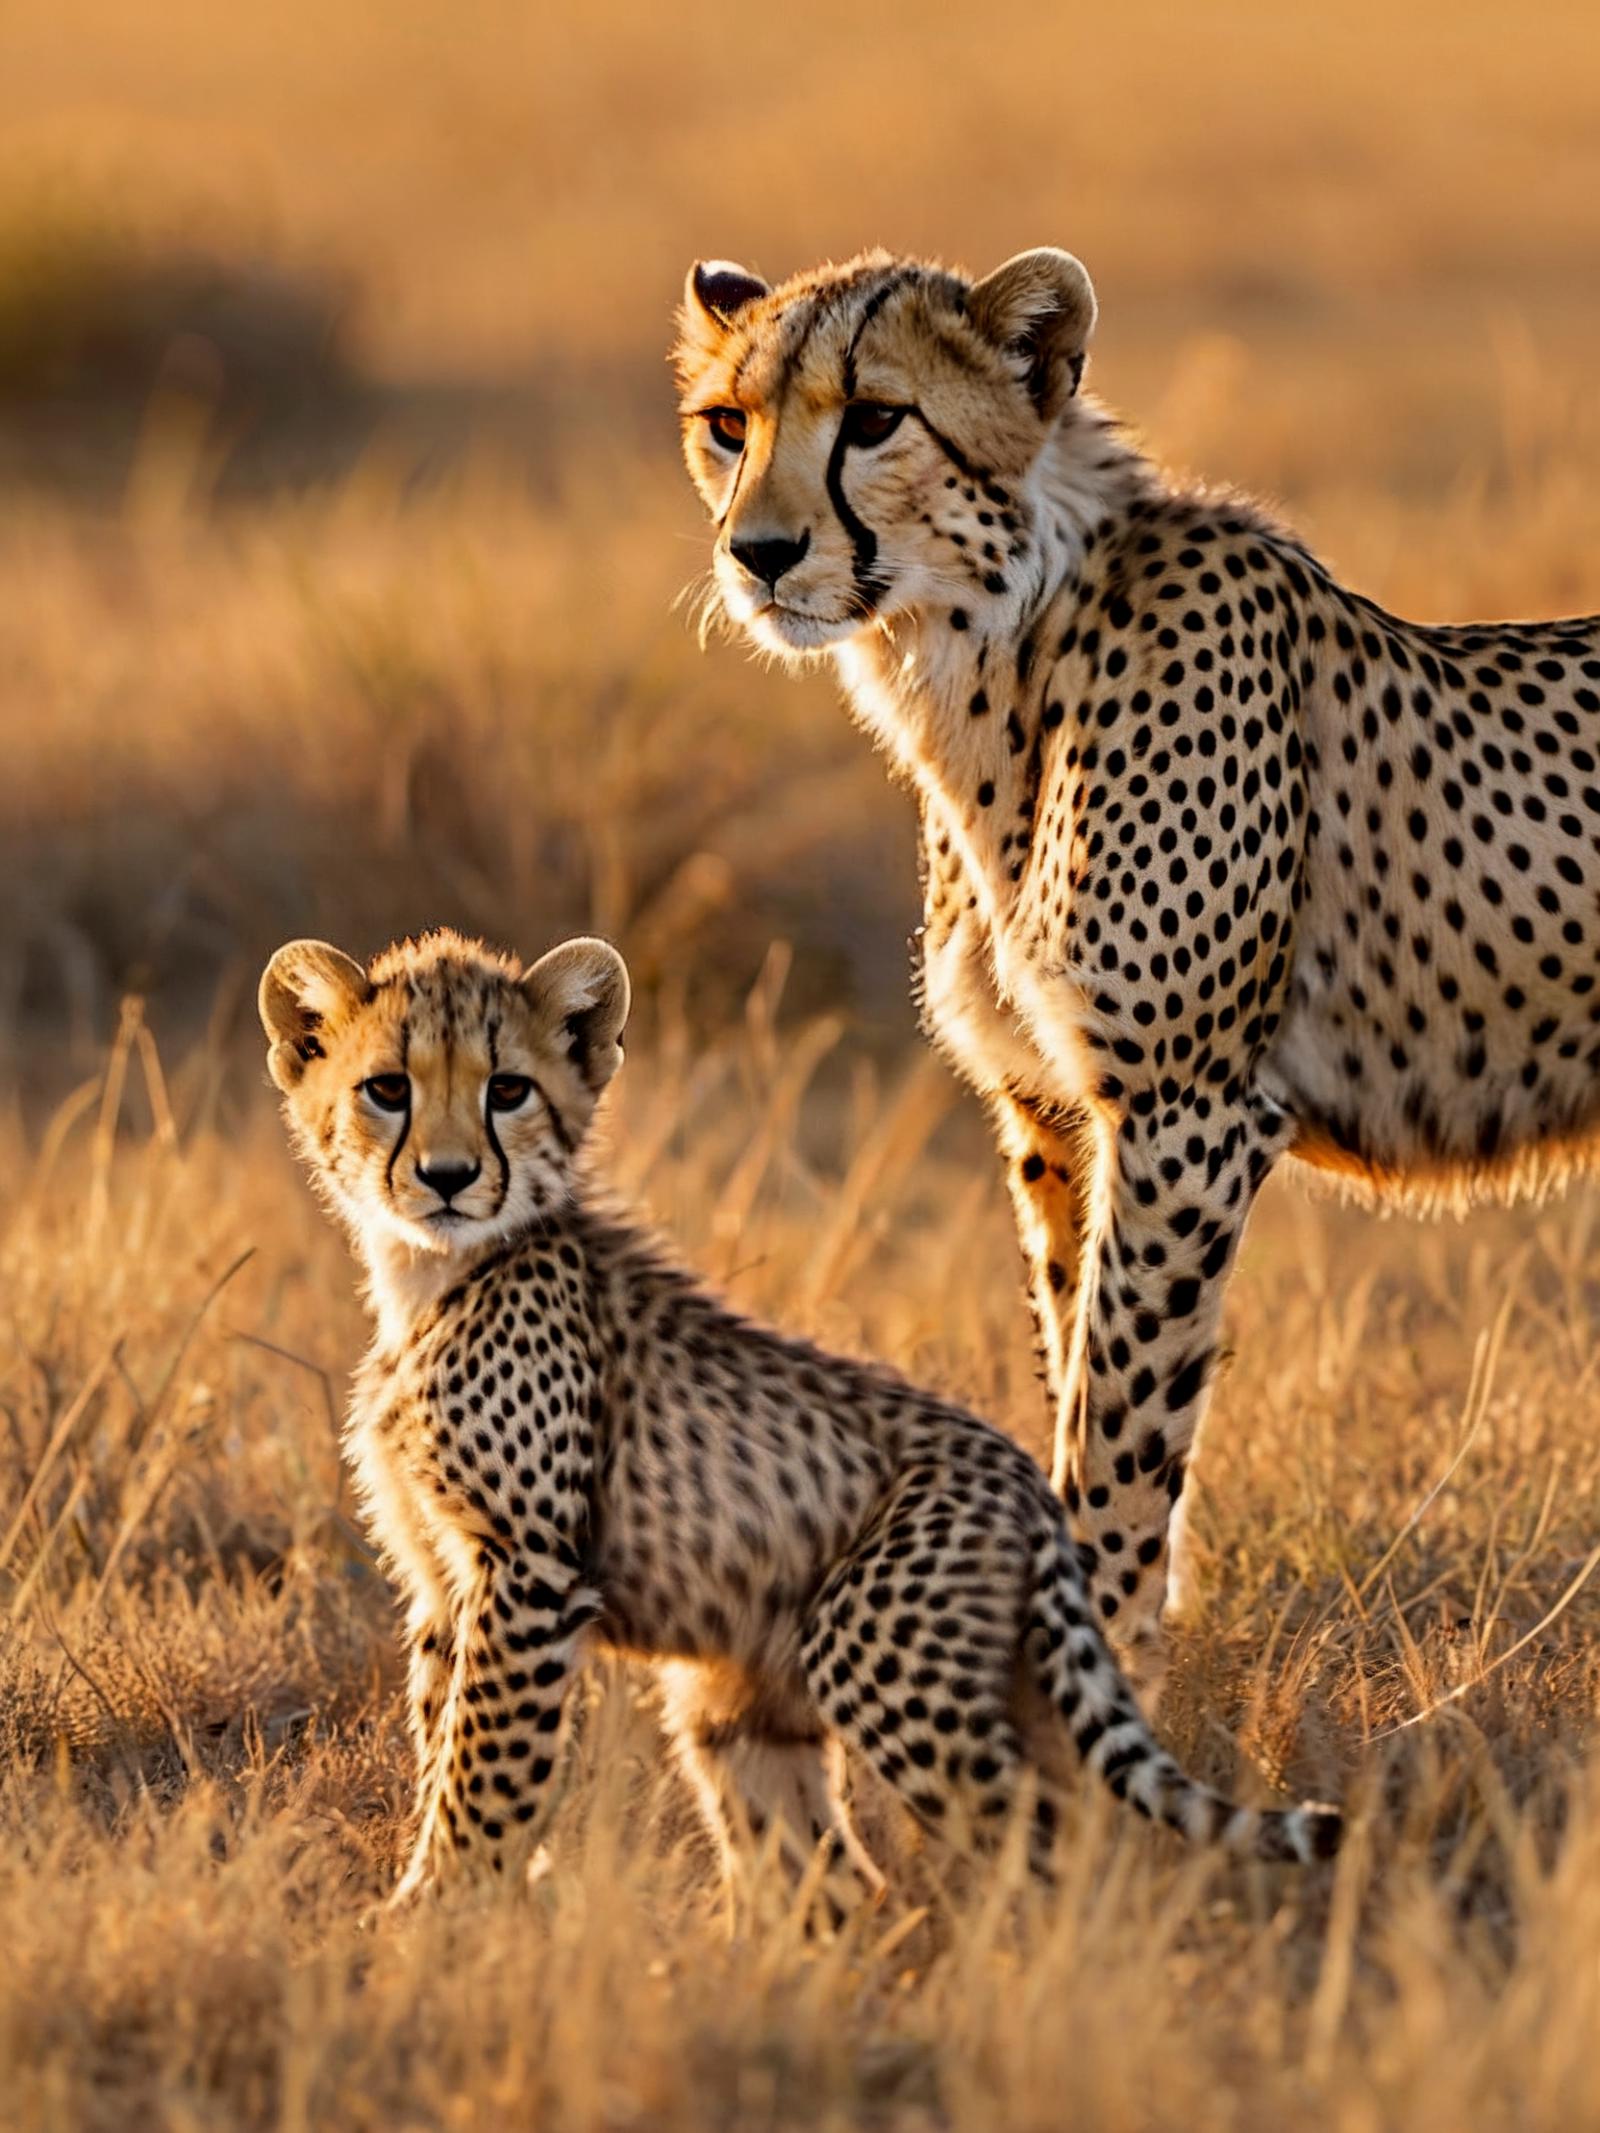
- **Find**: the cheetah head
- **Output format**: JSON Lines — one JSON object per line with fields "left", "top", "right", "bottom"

{"left": 260, "top": 928, "right": 630, "bottom": 1257}
{"left": 675, "top": 247, "right": 1097, "bottom": 658}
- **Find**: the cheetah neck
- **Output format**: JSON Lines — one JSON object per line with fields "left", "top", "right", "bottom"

{"left": 836, "top": 412, "right": 1157, "bottom": 926}
{"left": 359, "top": 1228, "right": 510, "bottom": 1353}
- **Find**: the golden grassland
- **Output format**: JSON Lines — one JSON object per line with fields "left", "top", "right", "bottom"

{"left": 3, "top": 2, "right": 1600, "bottom": 2125}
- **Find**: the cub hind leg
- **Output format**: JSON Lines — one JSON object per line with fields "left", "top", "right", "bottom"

{"left": 659, "top": 1661, "right": 885, "bottom": 1925}
{"left": 798, "top": 1469, "right": 1058, "bottom": 1881}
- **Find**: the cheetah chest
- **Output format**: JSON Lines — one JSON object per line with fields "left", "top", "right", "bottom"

{"left": 919, "top": 909, "right": 1039, "bottom": 1090}
{"left": 919, "top": 888, "right": 1101, "bottom": 1116}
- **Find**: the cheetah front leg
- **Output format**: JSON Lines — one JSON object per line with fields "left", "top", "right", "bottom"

{"left": 991, "top": 1091, "right": 1098, "bottom": 1456}
{"left": 1061, "top": 1094, "right": 1295, "bottom": 1698}
{"left": 390, "top": 1552, "right": 596, "bottom": 1907}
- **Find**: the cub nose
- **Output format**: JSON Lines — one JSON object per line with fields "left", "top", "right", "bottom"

{"left": 416, "top": 1159, "right": 481, "bottom": 1204}
{"left": 729, "top": 530, "right": 810, "bottom": 588}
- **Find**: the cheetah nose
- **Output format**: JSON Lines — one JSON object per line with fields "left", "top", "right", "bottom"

{"left": 730, "top": 530, "right": 810, "bottom": 588}
{"left": 416, "top": 1159, "right": 481, "bottom": 1205}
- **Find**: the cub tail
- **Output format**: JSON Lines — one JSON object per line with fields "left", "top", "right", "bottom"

{"left": 1026, "top": 1521, "right": 1340, "bottom": 1865}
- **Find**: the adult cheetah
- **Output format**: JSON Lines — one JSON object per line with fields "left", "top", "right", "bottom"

{"left": 675, "top": 245, "right": 1600, "bottom": 1691}
{"left": 260, "top": 926, "right": 1338, "bottom": 1905}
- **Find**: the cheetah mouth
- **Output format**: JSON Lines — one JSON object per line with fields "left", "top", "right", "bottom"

{"left": 747, "top": 600, "right": 863, "bottom": 651}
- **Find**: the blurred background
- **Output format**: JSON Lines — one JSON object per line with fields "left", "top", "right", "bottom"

{"left": 5, "top": 0, "right": 1600, "bottom": 1089}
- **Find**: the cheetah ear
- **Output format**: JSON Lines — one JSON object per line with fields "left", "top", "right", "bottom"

{"left": 676, "top": 259, "right": 770, "bottom": 376}
{"left": 686, "top": 259, "right": 770, "bottom": 325}
{"left": 968, "top": 248, "right": 1097, "bottom": 420}
{"left": 259, "top": 940, "right": 371, "bottom": 1092}
{"left": 522, "top": 937, "right": 631, "bottom": 1096}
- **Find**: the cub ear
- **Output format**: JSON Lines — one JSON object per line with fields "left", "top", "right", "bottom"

{"left": 676, "top": 259, "right": 771, "bottom": 376}
{"left": 259, "top": 939, "right": 370, "bottom": 1092}
{"left": 968, "top": 247, "right": 1097, "bottom": 420}
{"left": 522, "top": 936, "right": 631, "bottom": 1095}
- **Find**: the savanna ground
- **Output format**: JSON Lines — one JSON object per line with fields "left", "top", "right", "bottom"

{"left": 3, "top": 3, "right": 1600, "bottom": 2126}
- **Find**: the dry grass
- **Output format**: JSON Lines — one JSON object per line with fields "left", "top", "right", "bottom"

{"left": 3, "top": 2, "right": 1600, "bottom": 2126}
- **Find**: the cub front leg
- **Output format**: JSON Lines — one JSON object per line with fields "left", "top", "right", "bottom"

{"left": 390, "top": 1551, "right": 596, "bottom": 1906}
{"left": 1059, "top": 1094, "right": 1293, "bottom": 1695}
{"left": 402, "top": 1591, "right": 453, "bottom": 1790}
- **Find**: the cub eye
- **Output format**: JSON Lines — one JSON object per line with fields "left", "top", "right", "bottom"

{"left": 362, "top": 1073, "right": 409, "bottom": 1112}
{"left": 840, "top": 402, "right": 907, "bottom": 449}
{"left": 702, "top": 407, "right": 747, "bottom": 453}
{"left": 487, "top": 1074, "right": 534, "bottom": 1113}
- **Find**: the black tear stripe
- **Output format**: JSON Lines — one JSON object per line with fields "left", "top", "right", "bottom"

{"left": 481, "top": 1105, "right": 511, "bottom": 1216}
{"left": 383, "top": 1011, "right": 413, "bottom": 1197}
{"left": 827, "top": 271, "right": 917, "bottom": 614}
{"left": 482, "top": 1010, "right": 510, "bottom": 1216}
{"left": 825, "top": 424, "right": 890, "bottom": 612}
{"left": 713, "top": 441, "right": 749, "bottom": 534}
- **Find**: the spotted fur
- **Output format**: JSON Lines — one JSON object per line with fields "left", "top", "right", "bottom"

{"left": 261, "top": 926, "right": 1338, "bottom": 1906}
{"left": 675, "top": 246, "right": 1600, "bottom": 1692}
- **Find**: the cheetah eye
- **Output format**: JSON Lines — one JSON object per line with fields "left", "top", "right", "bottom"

{"left": 487, "top": 1074, "right": 534, "bottom": 1114}
{"left": 702, "top": 407, "right": 747, "bottom": 454}
{"left": 362, "top": 1073, "right": 410, "bottom": 1112}
{"left": 840, "top": 402, "right": 907, "bottom": 449}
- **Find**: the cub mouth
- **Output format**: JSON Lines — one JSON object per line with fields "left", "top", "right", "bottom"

{"left": 418, "top": 1206, "right": 490, "bottom": 1238}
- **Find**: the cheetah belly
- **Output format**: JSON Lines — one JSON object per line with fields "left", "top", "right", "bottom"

{"left": 1264, "top": 927, "right": 1600, "bottom": 1203}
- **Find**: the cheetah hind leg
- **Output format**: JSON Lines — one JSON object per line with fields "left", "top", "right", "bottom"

{"left": 660, "top": 1662, "right": 884, "bottom": 1932}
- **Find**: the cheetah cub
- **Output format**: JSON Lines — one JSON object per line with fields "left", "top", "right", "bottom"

{"left": 261, "top": 926, "right": 1338, "bottom": 1907}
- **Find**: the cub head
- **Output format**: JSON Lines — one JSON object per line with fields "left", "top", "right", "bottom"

{"left": 260, "top": 928, "right": 630, "bottom": 1257}
{"left": 674, "top": 246, "right": 1097, "bottom": 658}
